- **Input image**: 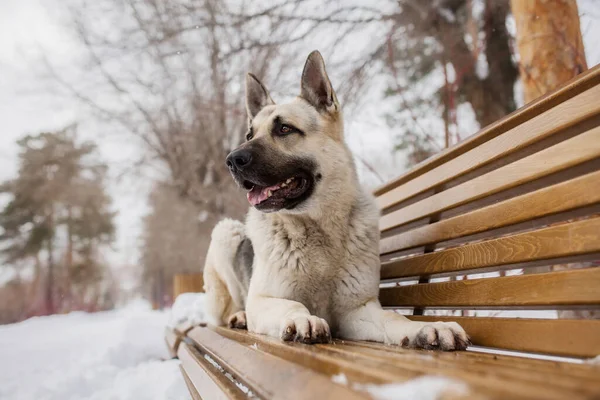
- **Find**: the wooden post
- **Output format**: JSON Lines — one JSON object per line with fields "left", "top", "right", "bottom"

{"left": 511, "top": 0, "right": 587, "bottom": 103}
{"left": 173, "top": 273, "right": 205, "bottom": 298}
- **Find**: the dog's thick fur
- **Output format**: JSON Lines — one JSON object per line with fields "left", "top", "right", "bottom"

{"left": 203, "top": 51, "right": 469, "bottom": 350}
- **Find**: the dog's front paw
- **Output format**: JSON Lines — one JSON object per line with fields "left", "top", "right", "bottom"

{"left": 414, "top": 322, "right": 470, "bottom": 351}
{"left": 280, "top": 315, "right": 331, "bottom": 344}
{"left": 227, "top": 311, "right": 247, "bottom": 330}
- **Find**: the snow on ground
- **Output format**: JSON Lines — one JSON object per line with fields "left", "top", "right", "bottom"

{"left": 0, "top": 300, "right": 189, "bottom": 400}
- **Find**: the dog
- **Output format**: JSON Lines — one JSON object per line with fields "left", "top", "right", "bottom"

{"left": 202, "top": 50, "right": 469, "bottom": 351}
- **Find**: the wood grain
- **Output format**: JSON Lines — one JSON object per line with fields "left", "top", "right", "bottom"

{"left": 324, "top": 342, "right": 599, "bottom": 399}
{"left": 408, "top": 316, "right": 600, "bottom": 358}
{"left": 345, "top": 339, "right": 600, "bottom": 380}
{"left": 381, "top": 217, "right": 600, "bottom": 279}
{"left": 380, "top": 170, "right": 600, "bottom": 254}
{"left": 380, "top": 267, "right": 600, "bottom": 308}
{"left": 178, "top": 342, "right": 246, "bottom": 400}
{"left": 173, "top": 273, "right": 204, "bottom": 297}
{"left": 380, "top": 126, "right": 600, "bottom": 232}
{"left": 213, "top": 327, "right": 595, "bottom": 399}
{"left": 373, "top": 65, "right": 600, "bottom": 201}
{"left": 187, "top": 326, "right": 367, "bottom": 400}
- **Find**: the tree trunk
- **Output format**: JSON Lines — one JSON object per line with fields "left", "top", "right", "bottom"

{"left": 45, "top": 207, "right": 55, "bottom": 315}
{"left": 511, "top": 0, "right": 587, "bottom": 103}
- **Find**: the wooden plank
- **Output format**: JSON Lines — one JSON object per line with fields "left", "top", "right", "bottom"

{"left": 178, "top": 342, "right": 247, "bottom": 400}
{"left": 213, "top": 326, "right": 411, "bottom": 384}
{"left": 214, "top": 327, "right": 594, "bottom": 399}
{"left": 179, "top": 365, "right": 202, "bottom": 400}
{"left": 380, "top": 126, "right": 600, "bottom": 232}
{"left": 327, "top": 343, "right": 599, "bottom": 399}
{"left": 408, "top": 316, "right": 600, "bottom": 358}
{"left": 187, "top": 326, "right": 367, "bottom": 400}
{"left": 380, "top": 267, "right": 600, "bottom": 308}
{"left": 345, "top": 339, "right": 600, "bottom": 381}
{"left": 380, "top": 170, "right": 600, "bottom": 254}
{"left": 373, "top": 65, "right": 600, "bottom": 200}
{"left": 376, "top": 85, "right": 600, "bottom": 211}
{"left": 164, "top": 327, "right": 180, "bottom": 358}
{"left": 173, "top": 273, "right": 204, "bottom": 297}
{"left": 175, "top": 321, "right": 196, "bottom": 336}
{"left": 381, "top": 217, "right": 600, "bottom": 279}
{"left": 331, "top": 341, "right": 600, "bottom": 399}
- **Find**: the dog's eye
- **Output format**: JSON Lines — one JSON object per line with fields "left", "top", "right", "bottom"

{"left": 245, "top": 129, "right": 253, "bottom": 141}
{"left": 279, "top": 125, "right": 293, "bottom": 135}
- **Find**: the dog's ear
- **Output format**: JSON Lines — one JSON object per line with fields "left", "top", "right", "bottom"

{"left": 246, "top": 73, "right": 275, "bottom": 121}
{"left": 300, "top": 50, "right": 338, "bottom": 112}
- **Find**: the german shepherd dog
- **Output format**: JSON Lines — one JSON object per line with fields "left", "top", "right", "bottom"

{"left": 203, "top": 51, "right": 469, "bottom": 351}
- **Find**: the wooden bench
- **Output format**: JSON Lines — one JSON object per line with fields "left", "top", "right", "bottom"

{"left": 166, "top": 65, "right": 600, "bottom": 399}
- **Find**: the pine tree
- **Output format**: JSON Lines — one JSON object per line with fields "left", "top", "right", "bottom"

{"left": 0, "top": 126, "right": 115, "bottom": 316}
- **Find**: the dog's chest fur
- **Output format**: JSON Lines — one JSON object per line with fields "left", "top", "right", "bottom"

{"left": 245, "top": 190, "right": 381, "bottom": 322}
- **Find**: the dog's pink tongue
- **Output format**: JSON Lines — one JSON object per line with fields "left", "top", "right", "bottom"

{"left": 247, "top": 184, "right": 279, "bottom": 206}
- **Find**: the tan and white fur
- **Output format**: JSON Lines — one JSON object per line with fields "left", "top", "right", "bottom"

{"left": 203, "top": 51, "right": 469, "bottom": 350}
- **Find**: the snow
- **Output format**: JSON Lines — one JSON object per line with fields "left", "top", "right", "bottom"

{"left": 359, "top": 376, "right": 470, "bottom": 400}
{"left": 0, "top": 300, "right": 189, "bottom": 400}
{"left": 331, "top": 373, "right": 469, "bottom": 400}
{"left": 168, "top": 292, "right": 207, "bottom": 327}
{"left": 585, "top": 355, "right": 600, "bottom": 365}
{"left": 331, "top": 372, "right": 349, "bottom": 386}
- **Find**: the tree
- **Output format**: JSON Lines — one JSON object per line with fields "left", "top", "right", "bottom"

{"left": 140, "top": 182, "right": 219, "bottom": 308}
{"left": 511, "top": 0, "right": 587, "bottom": 103}
{"left": 383, "top": 0, "right": 518, "bottom": 165}
{"left": 0, "top": 126, "right": 115, "bottom": 316}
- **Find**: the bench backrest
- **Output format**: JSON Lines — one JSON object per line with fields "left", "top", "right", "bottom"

{"left": 374, "top": 65, "right": 600, "bottom": 359}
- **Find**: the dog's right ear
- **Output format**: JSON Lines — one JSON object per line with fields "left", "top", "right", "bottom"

{"left": 246, "top": 73, "right": 275, "bottom": 122}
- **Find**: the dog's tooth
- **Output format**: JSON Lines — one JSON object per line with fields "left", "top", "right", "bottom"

{"left": 286, "top": 178, "right": 292, "bottom": 184}
{"left": 281, "top": 182, "right": 287, "bottom": 187}
{"left": 267, "top": 190, "right": 272, "bottom": 197}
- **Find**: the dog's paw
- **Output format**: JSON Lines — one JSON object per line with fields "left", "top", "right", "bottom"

{"left": 227, "top": 311, "right": 247, "bottom": 330}
{"left": 280, "top": 315, "right": 331, "bottom": 344}
{"left": 414, "top": 322, "right": 470, "bottom": 351}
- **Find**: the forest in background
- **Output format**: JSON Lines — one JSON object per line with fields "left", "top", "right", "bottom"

{"left": 0, "top": 0, "right": 596, "bottom": 322}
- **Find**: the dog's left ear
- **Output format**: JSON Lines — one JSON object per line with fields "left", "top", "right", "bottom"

{"left": 246, "top": 73, "right": 275, "bottom": 121}
{"left": 300, "top": 50, "right": 339, "bottom": 112}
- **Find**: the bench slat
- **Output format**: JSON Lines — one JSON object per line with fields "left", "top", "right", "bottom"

{"left": 380, "top": 170, "right": 600, "bottom": 255}
{"left": 187, "top": 326, "right": 367, "bottom": 400}
{"left": 376, "top": 69, "right": 600, "bottom": 211}
{"left": 380, "top": 267, "right": 600, "bottom": 308}
{"left": 380, "top": 126, "right": 600, "bottom": 232}
{"left": 164, "top": 327, "right": 180, "bottom": 358}
{"left": 179, "top": 365, "right": 202, "bottom": 400}
{"left": 178, "top": 342, "right": 247, "bottom": 400}
{"left": 213, "top": 327, "right": 595, "bottom": 399}
{"left": 325, "top": 342, "right": 599, "bottom": 399}
{"left": 373, "top": 65, "right": 600, "bottom": 199}
{"left": 381, "top": 217, "right": 600, "bottom": 279}
{"left": 346, "top": 339, "right": 600, "bottom": 380}
{"left": 407, "top": 316, "right": 600, "bottom": 358}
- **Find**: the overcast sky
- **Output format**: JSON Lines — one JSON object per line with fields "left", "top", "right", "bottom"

{"left": 1, "top": 0, "right": 599, "bottom": 269}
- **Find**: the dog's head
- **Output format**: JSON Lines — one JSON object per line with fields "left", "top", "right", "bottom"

{"left": 226, "top": 50, "right": 354, "bottom": 214}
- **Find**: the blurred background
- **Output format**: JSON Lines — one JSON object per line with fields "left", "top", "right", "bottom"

{"left": 0, "top": 0, "right": 599, "bottom": 323}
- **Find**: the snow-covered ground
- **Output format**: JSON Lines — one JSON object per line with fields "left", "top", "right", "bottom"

{"left": 0, "top": 300, "right": 189, "bottom": 400}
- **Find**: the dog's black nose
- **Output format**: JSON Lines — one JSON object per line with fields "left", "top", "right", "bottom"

{"left": 226, "top": 149, "right": 252, "bottom": 170}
